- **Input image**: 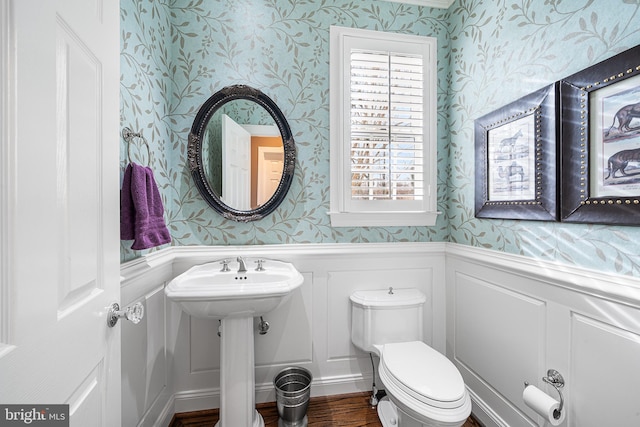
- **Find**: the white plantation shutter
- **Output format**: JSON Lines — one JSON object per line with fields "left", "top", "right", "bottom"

{"left": 350, "top": 49, "right": 424, "bottom": 201}
{"left": 330, "top": 26, "right": 438, "bottom": 226}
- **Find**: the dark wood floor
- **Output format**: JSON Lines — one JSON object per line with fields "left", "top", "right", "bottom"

{"left": 169, "top": 392, "right": 482, "bottom": 427}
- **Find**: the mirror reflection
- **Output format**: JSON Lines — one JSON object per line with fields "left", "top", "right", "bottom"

{"left": 188, "top": 84, "right": 295, "bottom": 222}
{"left": 202, "top": 100, "right": 284, "bottom": 210}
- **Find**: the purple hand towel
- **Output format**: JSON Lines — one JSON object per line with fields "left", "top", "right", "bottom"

{"left": 120, "top": 164, "right": 136, "bottom": 240}
{"left": 120, "top": 163, "right": 171, "bottom": 250}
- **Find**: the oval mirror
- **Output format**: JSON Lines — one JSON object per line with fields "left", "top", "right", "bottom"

{"left": 188, "top": 85, "right": 295, "bottom": 222}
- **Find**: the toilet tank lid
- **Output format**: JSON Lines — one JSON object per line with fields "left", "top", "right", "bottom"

{"left": 350, "top": 288, "right": 427, "bottom": 308}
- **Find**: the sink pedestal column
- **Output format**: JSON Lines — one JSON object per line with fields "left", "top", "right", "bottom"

{"left": 215, "top": 316, "right": 264, "bottom": 427}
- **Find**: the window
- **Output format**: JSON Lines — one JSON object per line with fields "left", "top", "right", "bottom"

{"left": 329, "top": 26, "right": 438, "bottom": 226}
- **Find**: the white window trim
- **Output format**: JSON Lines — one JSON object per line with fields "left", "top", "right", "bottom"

{"left": 329, "top": 26, "right": 439, "bottom": 227}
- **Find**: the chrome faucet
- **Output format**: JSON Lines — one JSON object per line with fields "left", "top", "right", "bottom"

{"left": 236, "top": 256, "right": 247, "bottom": 273}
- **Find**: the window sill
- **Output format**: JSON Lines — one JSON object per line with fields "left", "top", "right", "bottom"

{"left": 328, "top": 211, "right": 440, "bottom": 227}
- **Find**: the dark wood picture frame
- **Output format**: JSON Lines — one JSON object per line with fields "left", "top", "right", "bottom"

{"left": 561, "top": 44, "right": 640, "bottom": 224}
{"left": 475, "top": 83, "right": 559, "bottom": 221}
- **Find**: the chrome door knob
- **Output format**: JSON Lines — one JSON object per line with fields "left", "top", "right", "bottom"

{"left": 107, "top": 302, "right": 144, "bottom": 328}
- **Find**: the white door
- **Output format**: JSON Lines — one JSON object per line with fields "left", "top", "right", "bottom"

{"left": 222, "top": 114, "right": 251, "bottom": 210}
{"left": 257, "top": 146, "right": 284, "bottom": 206}
{"left": 0, "top": 0, "right": 121, "bottom": 426}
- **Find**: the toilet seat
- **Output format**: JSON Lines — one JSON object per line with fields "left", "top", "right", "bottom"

{"left": 380, "top": 341, "right": 467, "bottom": 410}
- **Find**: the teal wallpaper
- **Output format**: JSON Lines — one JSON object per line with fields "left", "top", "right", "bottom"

{"left": 120, "top": 0, "right": 450, "bottom": 262}
{"left": 120, "top": 0, "right": 640, "bottom": 276}
{"left": 447, "top": 0, "right": 640, "bottom": 275}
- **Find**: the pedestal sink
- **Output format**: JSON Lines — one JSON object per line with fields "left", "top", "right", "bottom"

{"left": 165, "top": 257, "right": 304, "bottom": 427}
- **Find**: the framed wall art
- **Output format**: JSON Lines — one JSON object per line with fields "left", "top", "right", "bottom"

{"left": 561, "top": 44, "right": 640, "bottom": 224}
{"left": 475, "top": 83, "right": 559, "bottom": 221}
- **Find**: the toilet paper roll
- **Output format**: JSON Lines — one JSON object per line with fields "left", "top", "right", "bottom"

{"left": 523, "top": 385, "right": 565, "bottom": 426}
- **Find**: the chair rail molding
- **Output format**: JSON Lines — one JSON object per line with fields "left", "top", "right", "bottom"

{"left": 446, "top": 243, "right": 640, "bottom": 309}
{"left": 120, "top": 242, "right": 450, "bottom": 283}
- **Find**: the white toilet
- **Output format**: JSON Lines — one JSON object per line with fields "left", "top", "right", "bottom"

{"left": 350, "top": 288, "right": 471, "bottom": 427}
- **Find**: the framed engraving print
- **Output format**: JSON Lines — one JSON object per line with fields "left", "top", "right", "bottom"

{"left": 475, "top": 83, "right": 559, "bottom": 221}
{"left": 561, "top": 44, "right": 640, "bottom": 224}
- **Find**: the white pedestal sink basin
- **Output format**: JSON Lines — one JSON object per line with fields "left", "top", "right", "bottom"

{"left": 165, "top": 257, "right": 303, "bottom": 427}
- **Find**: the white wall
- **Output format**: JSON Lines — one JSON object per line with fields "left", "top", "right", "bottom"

{"left": 120, "top": 242, "right": 640, "bottom": 427}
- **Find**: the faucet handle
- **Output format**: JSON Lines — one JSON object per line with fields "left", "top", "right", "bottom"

{"left": 220, "top": 259, "right": 231, "bottom": 272}
{"left": 255, "top": 259, "right": 266, "bottom": 271}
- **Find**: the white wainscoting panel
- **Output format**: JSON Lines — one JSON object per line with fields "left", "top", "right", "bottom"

{"left": 454, "top": 272, "right": 546, "bottom": 427}
{"left": 121, "top": 243, "right": 640, "bottom": 427}
{"left": 570, "top": 312, "right": 640, "bottom": 426}
{"left": 189, "top": 317, "right": 220, "bottom": 374}
{"left": 447, "top": 244, "right": 640, "bottom": 427}
{"left": 121, "top": 257, "right": 172, "bottom": 427}
{"left": 255, "top": 271, "right": 314, "bottom": 384}
{"left": 120, "top": 243, "right": 447, "bottom": 426}
{"left": 121, "top": 286, "right": 167, "bottom": 426}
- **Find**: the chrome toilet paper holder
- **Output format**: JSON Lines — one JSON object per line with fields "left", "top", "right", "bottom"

{"left": 524, "top": 369, "right": 565, "bottom": 420}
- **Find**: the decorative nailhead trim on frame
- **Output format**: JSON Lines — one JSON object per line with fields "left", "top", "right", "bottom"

{"left": 483, "top": 106, "right": 542, "bottom": 207}
{"left": 578, "top": 62, "right": 640, "bottom": 207}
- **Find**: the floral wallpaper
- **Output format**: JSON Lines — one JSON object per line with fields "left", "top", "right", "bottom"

{"left": 447, "top": 0, "right": 640, "bottom": 276}
{"left": 120, "top": 0, "right": 450, "bottom": 262}
{"left": 120, "top": 0, "right": 640, "bottom": 277}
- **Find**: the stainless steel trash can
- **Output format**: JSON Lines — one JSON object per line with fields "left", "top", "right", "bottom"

{"left": 274, "top": 366, "right": 312, "bottom": 427}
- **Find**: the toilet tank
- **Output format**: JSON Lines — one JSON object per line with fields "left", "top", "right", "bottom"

{"left": 350, "top": 288, "right": 427, "bottom": 353}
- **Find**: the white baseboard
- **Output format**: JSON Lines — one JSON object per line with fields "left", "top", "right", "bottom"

{"left": 467, "top": 387, "right": 507, "bottom": 427}
{"left": 154, "top": 395, "right": 175, "bottom": 427}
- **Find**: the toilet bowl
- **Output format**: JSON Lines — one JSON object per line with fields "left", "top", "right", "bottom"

{"left": 350, "top": 289, "right": 471, "bottom": 427}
